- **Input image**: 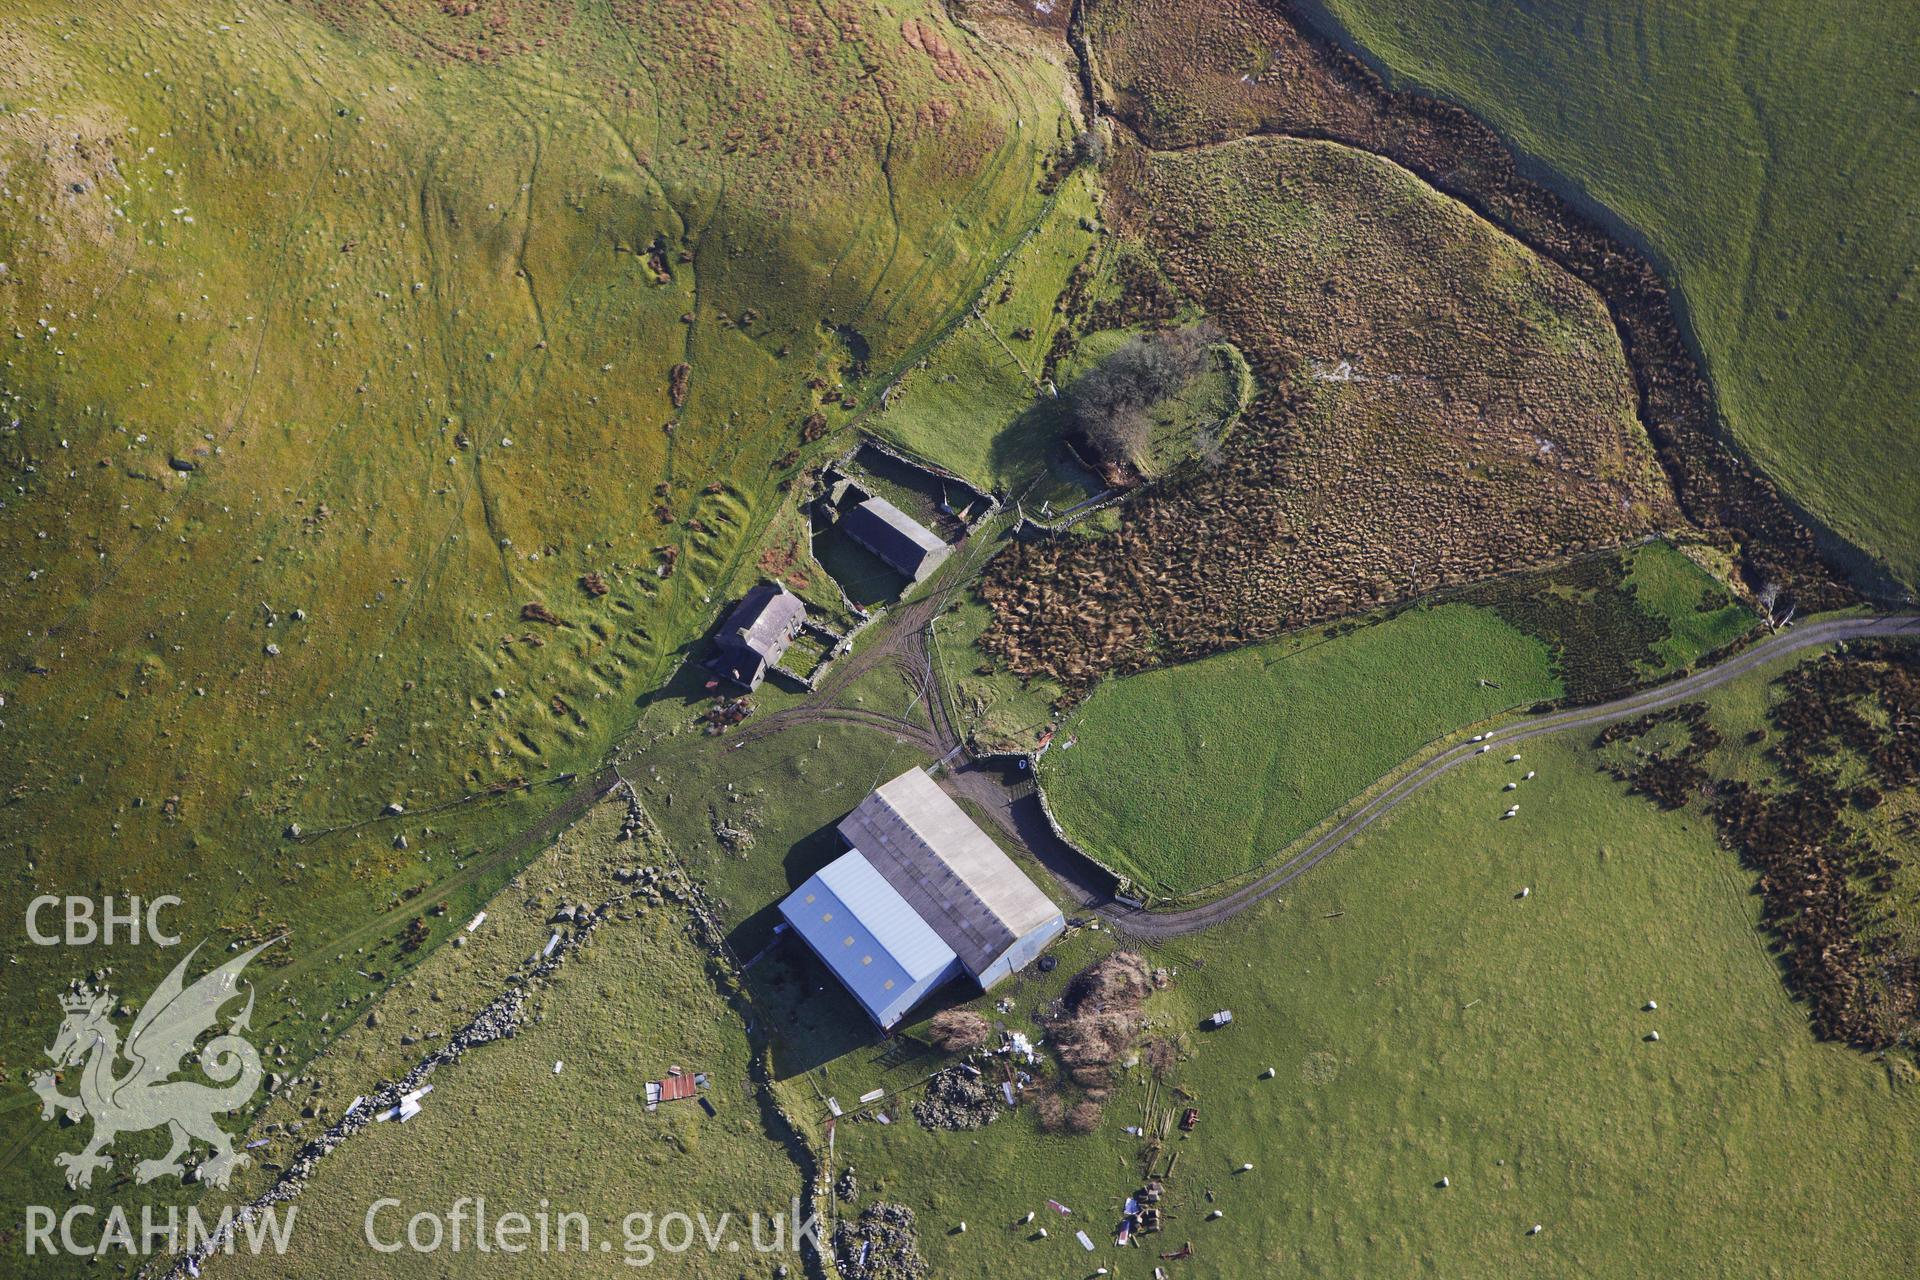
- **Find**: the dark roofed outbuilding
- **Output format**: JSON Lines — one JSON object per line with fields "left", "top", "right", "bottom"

{"left": 711, "top": 581, "right": 805, "bottom": 689}
{"left": 841, "top": 496, "right": 951, "bottom": 584}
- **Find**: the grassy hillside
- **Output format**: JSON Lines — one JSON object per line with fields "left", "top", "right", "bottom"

{"left": 0, "top": 0, "right": 1074, "bottom": 1229}
{"left": 1306, "top": 0, "right": 1920, "bottom": 588}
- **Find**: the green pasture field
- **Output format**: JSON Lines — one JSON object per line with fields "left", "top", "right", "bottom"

{"left": 865, "top": 166, "right": 1103, "bottom": 501}
{"left": 829, "top": 647, "right": 1920, "bottom": 1278}
{"left": 1624, "top": 539, "right": 1757, "bottom": 671}
{"left": 1307, "top": 0, "right": 1920, "bottom": 590}
{"left": 223, "top": 797, "right": 807, "bottom": 1280}
{"left": 1042, "top": 601, "right": 1559, "bottom": 896}
{"left": 1040, "top": 541, "right": 1753, "bottom": 897}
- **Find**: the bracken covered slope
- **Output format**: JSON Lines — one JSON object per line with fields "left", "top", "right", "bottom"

{"left": 981, "top": 134, "right": 1675, "bottom": 687}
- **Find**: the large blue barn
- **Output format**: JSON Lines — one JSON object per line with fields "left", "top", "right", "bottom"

{"left": 779, "top": 768, "right": 1065, "bottom": 1029}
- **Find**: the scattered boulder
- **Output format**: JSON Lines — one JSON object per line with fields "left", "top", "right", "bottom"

{"left": 913, "top": 1069, "right": 1000, "bottom": 1131}
{"left": 832, "top": 1202, "right": 926, "bottom": 1280}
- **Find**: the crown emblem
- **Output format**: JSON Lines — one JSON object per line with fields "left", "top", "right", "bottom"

{"left": 60, "top": 984, "right": 102, "bottom": 1013}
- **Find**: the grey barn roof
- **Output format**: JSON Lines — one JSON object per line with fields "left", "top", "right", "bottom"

{"left": 842, "top": 496, "right": 948, "bottom": 580}
{"left": 713, "top": 581, "right": 804, "bottom": 686}
{"left": 836, "top": 768, "right": 1059, "bottom": 979}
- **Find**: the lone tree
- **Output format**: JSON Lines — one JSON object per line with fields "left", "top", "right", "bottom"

{"left": 1071, "top": 128, "right": 1107, "bottom": 169}
{"left": 1063, "top": 325, "right": 1210, "bottom": 469}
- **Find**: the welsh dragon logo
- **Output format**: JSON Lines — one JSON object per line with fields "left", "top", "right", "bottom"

{"left": 33, "top": 940, "right": 275, "bottom": 1189}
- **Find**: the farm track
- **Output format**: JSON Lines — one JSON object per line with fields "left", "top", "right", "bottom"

{"left": 1103, "top": 612, "right": 1920, "bottom": 939}
{"left": 708, "top": 519, "right": 1918, "bottom": 941}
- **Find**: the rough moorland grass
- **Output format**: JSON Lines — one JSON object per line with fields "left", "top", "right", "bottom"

{"left": 1042, "top": 602, "right": 1560, "bottom": 895}
{"left": 1307, "top": 0, "right": 1920, "bottom": 589}
{"left": 830, "top": 650, "right": 1920, "bottom": 1279}
{"left": 0, "top": 0, "right": 1072, "bottom": 1225}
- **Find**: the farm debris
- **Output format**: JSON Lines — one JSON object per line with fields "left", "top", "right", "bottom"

{"left": 913, "top": 1068, "right": 1000, "bottom": 1131}
{"left": 699, "top": 696, "right": 754, "bottom": 734}
{"left": 377, "top": 1085, "right": 432, "bottom": 1122}
{"left": 832, "top": 1202, "right": 926, "bottom": 1280}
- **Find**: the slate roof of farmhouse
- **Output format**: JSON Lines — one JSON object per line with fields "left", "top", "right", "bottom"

{"left": 713, "top": 581, "right": 804, "bottom": 683}
{"left": 842, "top": 496, "right": 947, "bottom": 575}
